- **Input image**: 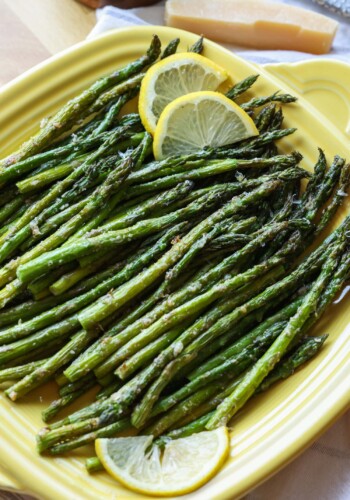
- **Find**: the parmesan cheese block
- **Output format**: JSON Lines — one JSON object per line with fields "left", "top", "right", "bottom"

{"left": 165, "top": 0, "right": 338, "bottom": 54}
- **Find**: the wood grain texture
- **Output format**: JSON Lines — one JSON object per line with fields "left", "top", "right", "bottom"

{"left": 0, "top": 1, "right": 49, "bottom": 86}
{"left": 4, "top": 0, "right": 95, "bottom": 53}
{"left": 0, "top": 0, "right": 95, "bottom": 86}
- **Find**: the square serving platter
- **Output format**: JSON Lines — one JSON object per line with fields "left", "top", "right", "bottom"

{"left": 0, "top": 25, "right": 350, "bottom": 500}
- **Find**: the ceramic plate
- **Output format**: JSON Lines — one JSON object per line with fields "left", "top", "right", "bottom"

{"left": 0, "top": 25, "right": 350, "bottom": 500}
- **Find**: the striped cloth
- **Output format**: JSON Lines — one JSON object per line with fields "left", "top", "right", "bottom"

{"left": 88, "top": 0, "right": 350, "bottom": 64}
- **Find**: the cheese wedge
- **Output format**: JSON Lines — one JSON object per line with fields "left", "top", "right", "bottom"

{"left": 165, "top": 0, "right": 338, "bottom": 55}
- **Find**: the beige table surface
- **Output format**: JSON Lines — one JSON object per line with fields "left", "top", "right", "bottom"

{"left": 0, "top": 1, "right": 349, "bottom": 499}
{"left": 0, "top": 0, "right": 95, "bottom": 86}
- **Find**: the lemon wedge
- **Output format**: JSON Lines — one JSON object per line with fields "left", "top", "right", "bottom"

{"left": 153, "top": 90, "right": 259, "bottom": 160}
{"left": 95, "top": 427, "right": 229, "bottom": 496}
{"left": 139, "top": 53, "right": 228, "bottom": 134}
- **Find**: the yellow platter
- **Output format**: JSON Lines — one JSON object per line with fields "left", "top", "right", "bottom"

{"left": 1, "top": 25, "right": 350, "bottom": 500}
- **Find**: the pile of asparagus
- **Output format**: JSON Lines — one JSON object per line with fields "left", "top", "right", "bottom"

{"left": 0, "top": 35, "right": 349, "bottom": 468}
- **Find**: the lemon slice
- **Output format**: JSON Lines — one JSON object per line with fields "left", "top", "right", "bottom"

{"left": 153, "top": 91, "right": 259, "bottom": 160}
{"left": 95, "top": 427, "right": 229, "bottom": 496}
{"left": 139, "top": 53, "right": 228, "bottom": 134}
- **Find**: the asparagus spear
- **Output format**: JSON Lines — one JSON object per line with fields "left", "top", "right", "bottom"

{"left": 16, "top": 155, "right": 88, "bottom": 194}
{"left": 63, "top": 135, "right": 153, "bottom": 243}
{"left": 41, "top": 378, "right": 97, "bottom": 423}
{"left": 188, "top": 297, "right": 303, "bottom": 380}
{"left": 161, "top": 217, "right": 254, "bottom": 290}
{"left": 0, "top": 319, "right": 80, "bottom": 367}
{"left": 146, "top": 383, "right": 230, "bottom": 439}
{"left": 262, "top": 154, "right": 345, "bottom": 262}
{"left": 130, "top": 232, "right": 333, "bottom": 427}
{"left": 124, "top": 166, "right": 306, "bottom": 221}
{"left": 0, "top": 187, "right": 18, "bottom": 207}
{"left": 206, "top": 237, "right": 346, "bottom": 428}
{"left": 181, "top": 322, "right": 285, "bottom": 388}
{"left": 148, "top": 321, "right": 286, "bottom": 421}
{"left": 241, "top": 91, "right": 297, "bottom": 110}
{"left": 71, "top": 263, "right": 216, "bottom": 380}
{"left": 48, "top": 267, "right": 284, "bottom": 443}
{"left": 28, "top": 263, "right": 77, "bottom": 296}
{"left": 115, "top": 251, "right": 294, "bottom": 384}
{"left": 0, "top": 280, "right": 27, "bottom": 310}
{"left": 301, "top": 148, "right": 327, "bottom": 204}
{"left": 0, "top": 126, "right": 139, "bottom": 276}
{"left": 0, "top": 359, "right": 47, "bottom": 383}
{"left": 114, "top": 326, "right": 188, "bottom": 379}
{"left": 106, "top": 267, "right": 285, "bottom": 429}
{"left": 269, "top": 106, "right": 284, "bottom": 130}
{"left": 226, "top": 75, "right": 259, "bottom": 101}
{"left": 112, "top": 219, "right": 308, "bottom": 369}
{"left": 1, "top": 141, "right": 91, "bottom": 186}
{"left": 90, "top": 91, "right": 137, "bottom": 137}
{"left": 0, "top": 153, "right": 138, "bottom": 306}
{"left": 96, "top": 380, "right": 122, "bottom": 401}
{"left": 92, "top": 133, "right": 295, "bottom": 193}
{"left": 88, "top": 75, "right": 144, "bottom": 114}
{"left": 160, "top": 413, "right": 214, "bottom": 442}
{"left": 0, "top": 35, "right": 161, "bottom": 170}
{"left": 94, "top": 262, "right": 283, "bottom": 382}
{"left": 258, "top": 335, "right": 328, "bottom": 392}
{"left": 49, "top": 256, "right": 116, "bottom": 297}
{"left": 6, "top": 320, "right": 112, "bottom": 400}
{"left": 88, "top": 216, "right": 307, "bottom": 381}
{"left": 117, "top": 276, "right": 267, "bottom": 383}
{"left": 302, "top": 155, "right": 344, "bottom": 222}
{"left": 16, "top": 181, "right": 280, "bottom": 332}
{"left": 301, "top": 250, "right": 350, "bottom": 334}
{"left": 11, "top": 111, "right": 139, "bottom": 175}
{"left": 314, "top": 163, "right": 350, "bottom": 236}
{"left": 128, "top": 152, "right": 301, "bottom": 185}
{"left": 37, "top": 411, "right": 131, "bottom": 454}
{"left": 254, "top": 104, "right": 276, "bottom": 132}
{"left": 161, "top": 38, "right": 180, "bottom": 59}
{"left": 16, "top": 187, "right": 228, "bottom": 284}
{"left": 205, "top": 233, "right": 251, "bottom": 252}
{"left": 44, "top": 330, "right": 328, "bottom": 454}
{"left": 214, "top": 129, "right": 296, "bottom": 163}
{"left": 0, "top": 270, "right": 116, "bottom": 326}
{"left": 16, "top": 132, "right": 144, "bottom": 195}
{"left": 86, "top": 457, "right": 104, "bottom": 473}
{"left": 188, "top": 36, "right": 204, "bottom": 54}
{"left": 83, "top": 183, "right": 282, "bottom": 324}
{"left": 0, "top": 224, "right": 187, "bottom": 344}
{"left": 0, "top": 197, "right": 25, "bottom": 225}
{"left": 46, "top": 396, "right": 113, "bottom": 431}
{"left": 20, "top": 199, "right": 88, "bottom": 251}
{"left": 0, "top": 253, "right": 129, "bottom": 327}
{"left": 92, "top": 180, "right": 194, "bottom": 233}
{"left": 154, "top": 335, "right": 328, "bottom": 443}
{"left": 173, "top": 304, "right": 272, "bottom": 381}
{"left": 58, "top": 373, "right": 96, "bottom": 397}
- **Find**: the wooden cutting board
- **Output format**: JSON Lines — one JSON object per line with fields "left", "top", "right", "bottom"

{"left": 0, "top": 0, "right": 95, "bottom": 87}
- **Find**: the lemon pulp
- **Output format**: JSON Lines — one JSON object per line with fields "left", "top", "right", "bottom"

{"left": 95, "top": 427, "right": 229, "bottom": 496}
{"left": 153, "top": 90, "right": 259, "bottom": 160}
{"left": 139, "top": 52, "right": 228, "bottom": 134}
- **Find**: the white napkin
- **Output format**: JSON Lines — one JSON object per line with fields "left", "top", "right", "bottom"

{"left": 88, "top": 0, "right": 350, "bottom": 63}
{"left": 87, "top": 3, "right": 350, "bottom": 499}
